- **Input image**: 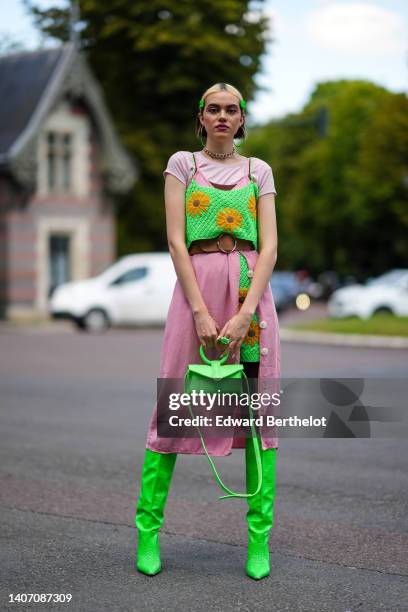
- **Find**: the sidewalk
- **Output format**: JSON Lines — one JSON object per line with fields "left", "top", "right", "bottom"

{"left": 279, "top": 327, "right": 408, "bottom": 348}
{"left": 279, "top": 304, "right": 408, "bottom": 349}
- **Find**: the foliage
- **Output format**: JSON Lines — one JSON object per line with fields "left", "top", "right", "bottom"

{"left": 26, "top": 0, "right": 272, "bottom": 253}
{"left": 26, "top": 2, "right": 408, "bottom": 277}
{"left": 243, "top": 81, "right": 408, "bottom": 277}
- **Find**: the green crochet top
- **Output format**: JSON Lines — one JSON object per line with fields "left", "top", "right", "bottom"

{"left": 185, "top": 156, "right": 259, "bottom": 250}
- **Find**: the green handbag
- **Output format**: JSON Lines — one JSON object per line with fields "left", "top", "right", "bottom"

{"left": 183, "top": 337, "right": 262, "bottom": 501}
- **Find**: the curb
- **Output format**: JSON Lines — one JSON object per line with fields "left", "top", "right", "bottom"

{"left": 280, "top": 328, "right": 408, "bottom": 349}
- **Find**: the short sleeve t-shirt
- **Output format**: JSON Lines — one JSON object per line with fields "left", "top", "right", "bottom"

{"left": 163, "top": 150, "right": 277, "bottom": 197}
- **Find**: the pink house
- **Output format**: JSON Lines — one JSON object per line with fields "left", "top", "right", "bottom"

{"left": 0, "top": 43, "right": 136, "bottom": 320}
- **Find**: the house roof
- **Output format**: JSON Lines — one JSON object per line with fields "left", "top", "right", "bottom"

{"left": 0, "top": 47, "right": 64, "bottom": 158}
{"left": 0, "top": 43, "right": 137, "bottom": 193}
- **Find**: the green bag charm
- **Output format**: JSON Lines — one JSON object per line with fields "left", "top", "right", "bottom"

{"left": 183, "top": 337, "right": 262, "bottom": 501}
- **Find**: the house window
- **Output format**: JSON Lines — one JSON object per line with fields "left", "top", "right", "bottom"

{"left": 48, "top": 234, "right": 71, "bottom": 297}
{"left": 46, "top": 131, "right": 73, "bottom": 193}
{"left": 47, "top": 133, "right": 56, "bottom": 191}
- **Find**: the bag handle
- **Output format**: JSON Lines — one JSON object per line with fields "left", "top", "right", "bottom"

{"left": 199, "top": 337, "right": 230, "bottom": 366}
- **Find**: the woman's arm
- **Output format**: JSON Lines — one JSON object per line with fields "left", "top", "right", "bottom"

{"left": 217, "top": 192, "right": 278, "bottom": 358}
{"left": 164, "top": 174, "right": 220, "bottom": 347}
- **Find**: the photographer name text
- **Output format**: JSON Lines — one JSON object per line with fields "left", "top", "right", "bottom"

{"left": 167, "top": 415, "right": 327, "bottom": 428}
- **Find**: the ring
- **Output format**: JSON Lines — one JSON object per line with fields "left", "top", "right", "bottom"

{"left": 218, "top": 336, "right": 230, "bottom": 345}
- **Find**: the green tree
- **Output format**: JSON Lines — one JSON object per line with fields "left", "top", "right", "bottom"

{"left": 243, "top": 80, "right": 408, "bottom": 278}
{"left": 349, "top": 92, "right": 408, "bottom": 274}
{"left": 26, "top": 0, "right": 273, "bottom": 252}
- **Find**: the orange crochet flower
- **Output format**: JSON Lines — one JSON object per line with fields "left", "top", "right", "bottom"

{"left": 248, "top": 194, "right": 257, "bottom": 219}
{"left": 243, "top": 319, "right": 260, "bottom": 346}
{"left": 186, "top": 191, "right": 210, "bottom": 216}
{"left": 216, "top": 208, "right": 243, "bottom": 232}
{"left": 238, "top": 287, "right": 248, "bottom": 307}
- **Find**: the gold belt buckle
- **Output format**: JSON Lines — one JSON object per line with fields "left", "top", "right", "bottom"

{"left": 217, "top": 233, "right": 237, "bottom": 253}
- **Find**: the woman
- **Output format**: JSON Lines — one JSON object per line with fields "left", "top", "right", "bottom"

{"left": 135, "top": 82, "right": 280, "bottom": 580}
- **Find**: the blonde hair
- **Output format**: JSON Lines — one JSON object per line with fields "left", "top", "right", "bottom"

{"left": 195, "top": 82, "right": 246, "bottom": 141}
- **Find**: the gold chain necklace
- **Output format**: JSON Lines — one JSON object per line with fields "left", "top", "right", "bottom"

{"left": 202, "top": 145, "right": 236, "bottom": 160}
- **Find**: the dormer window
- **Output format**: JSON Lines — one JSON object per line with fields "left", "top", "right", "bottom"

{"left": 37, "top": 100, "right": 91, "bottom": 197}
{"left": 46, "top": 131, "right": 72, "bottom": 193}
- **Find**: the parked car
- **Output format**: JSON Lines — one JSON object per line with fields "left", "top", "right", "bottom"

{"left": 49, "top": 253, "right": 177, "bottom": 331}
{"left": 270, "top": 272, "right": 305, "bottom": 312}
{"left": 314, "top": 270, "right": 342, "bottom": 300}
{"left": 328, "top": 269, "right": 408, "bottom": 319}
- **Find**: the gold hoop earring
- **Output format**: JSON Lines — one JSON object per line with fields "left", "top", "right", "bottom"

{"left": 234, "top": 124, "right": 246, "bottom": 147}
{"left": 198, "top": 124, "right": 206, "bottom": 147}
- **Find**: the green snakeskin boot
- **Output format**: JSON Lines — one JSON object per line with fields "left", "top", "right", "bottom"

{"left": 245, "top": 436, "right": 277, "bottom": 580}
{"left": 135, "top": 448, "right": 177, "bottom": 576}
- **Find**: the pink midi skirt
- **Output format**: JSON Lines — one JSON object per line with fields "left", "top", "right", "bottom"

{"left": 146, "top": 250, "right": 281, "bottom": 456}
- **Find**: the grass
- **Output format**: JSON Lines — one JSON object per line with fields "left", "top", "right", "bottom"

{"left": 286, "top": 313, "right": 408, "bottom": 337}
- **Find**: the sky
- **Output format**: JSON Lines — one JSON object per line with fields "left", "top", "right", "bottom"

{"left": 0, "top": 0, "right": 407, "bottom": 125}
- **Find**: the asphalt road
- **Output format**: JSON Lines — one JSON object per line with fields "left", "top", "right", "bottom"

{"left": 0, "top": 320, "right": 407, "bottom": 612}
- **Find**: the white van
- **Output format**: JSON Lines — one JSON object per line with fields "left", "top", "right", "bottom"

{"left": 49, "top": 253, "right": 177, "bottom": 331}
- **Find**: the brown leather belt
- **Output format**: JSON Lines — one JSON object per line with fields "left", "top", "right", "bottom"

{"left": 189, "top": 233, "right": 254, "bottom": 255}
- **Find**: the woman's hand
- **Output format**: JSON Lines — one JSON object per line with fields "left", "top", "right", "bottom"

{"left": 217, "top": 311, "right": 252, "bottom": 359}
{"left": 193, "top": 309, "right": 220, "bottom": 349}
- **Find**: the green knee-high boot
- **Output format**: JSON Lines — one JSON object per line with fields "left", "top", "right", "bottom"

{"left": 245, "top": 436, "right": 277, "bottom": 580}
{"left": 135, "top": 448, "right": 177, "bottom": 576}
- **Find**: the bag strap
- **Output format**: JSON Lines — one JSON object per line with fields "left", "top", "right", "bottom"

{"left": 183, "top": 368, "right": 263, "bottom": 500}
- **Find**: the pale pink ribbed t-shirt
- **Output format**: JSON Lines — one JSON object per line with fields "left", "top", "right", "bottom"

{"left": 163, "top": 150, "right": 277, "bottom": 197}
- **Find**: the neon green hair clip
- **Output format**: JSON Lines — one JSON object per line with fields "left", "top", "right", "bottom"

{"left": 198, "top": 98, "right": 246, "bottom": 111}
